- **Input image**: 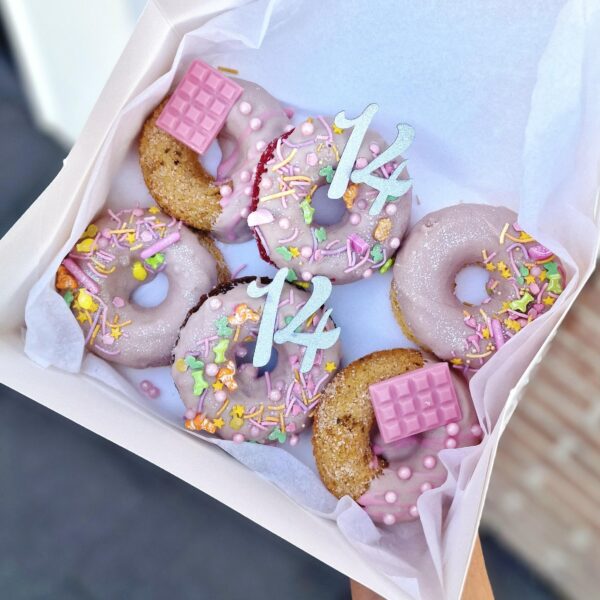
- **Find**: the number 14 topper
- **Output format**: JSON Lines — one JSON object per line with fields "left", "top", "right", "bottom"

{"left": 247, "top": 268, "right": 341, "bottom": 373}
{"left": 328, "top": 103, "right": 415, "bottom": 216}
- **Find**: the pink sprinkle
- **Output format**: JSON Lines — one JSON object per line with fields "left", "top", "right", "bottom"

{"left": 348, "top": 233, "right": 369, "bottom": 254}
{"left": 112, "top": 297, "right": 125, "bottom": 308}
{"left": 306, "top": 152, "right": 318, "bottom": 166}
{"left": 355, "top": 157, "right": 368, "bottom": 169}
{"left": 140, "top": 231, "right": 180, "bottom": 259}
{"left": 490, "top": 318, "right": 505, "bottom": 349}
{"left": 62, "top": 258, "right": 99, "bottom": 294}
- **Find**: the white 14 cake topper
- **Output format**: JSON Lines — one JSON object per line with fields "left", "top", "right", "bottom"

{"left": 248, "top": 268, "right": 340, "bottom": 374}
{"left": 328, "top": 103, "right": 415, "bottom": 216}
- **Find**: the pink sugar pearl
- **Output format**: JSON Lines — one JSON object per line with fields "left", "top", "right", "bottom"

{"left": 279, "top": 217, "right": 290, "bottom": 230}
{"left": 220, "top": 184, "right": 232, "bottom": 197}
{"left": 362, "top": 268, "right": 373, "bottom": 279}
{"left": 302, "top": 271, "right": 313, "bottom": 281}
{"left": 471, "top": 424, "right": 483, "bottom": 437}
{"left": 356, "top": 199, "right": 367, "bottom": 210}
{"left": 384, "top": 491, "right": 397, "bottom": 504}
{"left": 239, "top": 207, "right": 249, "bottom": 218}
{"left": 423, "top": 455, "right": 437, "bottom": 469}
{"left": 250, "top": 426, "right": 260, "bottom": 437}
{"left": 446, "top": 422, "right": 460, "bottom": 436}
{"left": 205, "top": 363, "right": 219, "bottom": 377}
{"left": 301, "top": 121, "right": 314, "bottom": 136}
{"left": 409, "top": 505, "right": 419, "bottom": 518}
{"left": 209, "top": 298, "right": 222, "bottom": 310}
{"left": 233, "top": 433, "right": 245, "bottom": 444}
{"left": 398, "top": 466, "right": 412, "bottom": 480}
{"left": 390, "top": 237, "right": 401, "bottom": 249}
{"left": 215, "top": 390, "right": 227, "bottom": 402}
{"left": 250, "top": 117, "right": 262, "bottom": 131}
{"left": 349, "top": 213, "right": 361, "bottom": 225}
{"left": 301, "top": 246, "right": 313, "bottom": 259}
{"left": 269, "top": 389, "right": 282, "bottom": 402}
{"left": 289, "top": 434, "right": 299, "bottom": 447}
{"left": 262, "top": 178, "right": 272, "bottom": 190}
{"left": 385, "top": 203, "right": 397, "bottom": 216}
{"left": 240, "top": 170, "right": 251, "bottom": 183}
{"left": 420, "top": 482, "right": 432, "bottom": 493}
{"left": 383, "top": 513, "right": 397, "bottom": 526}
{"left": 445, "top": 437, "right": 458, "bottom": 449}
{"left": 239, "top": 101, "right": 252, "bottom": 115}
{"left": 256, "top": 140, "right": 266, "bottom": 152}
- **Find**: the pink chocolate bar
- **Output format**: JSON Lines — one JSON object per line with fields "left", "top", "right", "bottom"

{"left": 156, "top": 60, "right": 243, "bottom": 155}
{"left": 369, "top": 363, "right": 462, "bottom": 443}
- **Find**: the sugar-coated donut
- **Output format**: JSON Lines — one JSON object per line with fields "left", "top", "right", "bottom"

{"left": 391, "top": 204, "right": 566, "bottom": 374}
{"left": 312, "top": 349, "right": 482, "bottom": 525}
{"left": 248, "top": 116, "right": 411, "bottom": 284}
{"left": 55, "top": 206, "right": 229, "bottom": 368}
{"left": 172, "top": 277, "right": 341, "bottom": 443}
{"left": 139, "top": 79, "right": 291, "bottom": 243}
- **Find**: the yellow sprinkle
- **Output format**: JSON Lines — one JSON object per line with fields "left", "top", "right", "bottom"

{"left": 132, "top": 261, "right": 147, "bottom": 281}
{"left": 110, "top": 228, "right": 136, "bottom": 234}
{"left": 217, "top": 66, "right": 238, "bottom": 74}
{"left": 450, "top": 357, "right": 463, "bottom": 365}
{"left": 282, "top": 175, "right": 312, "bottom": 182}
{"left": 76, "top": 238, "right": 95, "bottom": 253}
{"left": 175, "top": 358, "right": 187, "bottom": 372}
{"left": 129, "top": 243, "right": 143, "bottom": 251}
{"left": 280, "top": 413, "right": 285, "bottom": 433}
{"left": 215, "top": 399, "right": 229, "bottom": 417}
{"left": 148, "top": 206, "right": 160, "bottom": 214}
{"left": 259, "top": 189, "right": 297, "bottom": 202}
{"left": 270, "top": 148, "right": 297, "bottom": 171}
{"left": 244, "top": 405, "right": 264, "bottom": 420}
{"left": 92, "top": 260, "right": 116, "bottom": 275}
{"left": 265, "top": 416, "right": 279, "bottom": 423}
{"left": 332, "top": 124, "right": 344, "bottom": 135}
{"left": 465, "top": 351, "right": 493, "bottom": 359}
{"left": 482, "top": 249, "right": 488, "bottom": 261}
{"left": 89, "top": 324, "right": 100, "bottom": 346}
{"left": 233, "top": 325, "right": 241, "bottom": 342}
{"left": 499, "top": 223, "right": 509, "bottom": 245}
{"left": 331, "top": 143, "right": 340, "bottom": 162}
{"left": 505, "top": 233, "right": 533, "bottom": 244}
{"left": 267, "top": 404, "right": 285, "bottom": 411}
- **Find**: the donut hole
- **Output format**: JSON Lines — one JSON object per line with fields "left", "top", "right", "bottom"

{"left": 235, "top": 340, "right": 280, "bottom": 377}
{"left": 454, "top": 265, "right": 489, "bottom": 306}
{"left": 311, "top": 185, "right": 347, "bottom": 226}
{"left": 130, "top": 272, "right": 169, "bottom": 307}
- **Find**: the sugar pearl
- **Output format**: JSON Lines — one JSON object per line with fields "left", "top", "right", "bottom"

{"left": 409, "top": 505, "right": 419, "bottom": 518}
{"left": 256, "top": 140, "right": 266, "bottom": 152}
{"left": 471, "top": 425, "right": 483, "bottom": 437}
{"left": 385, "top": 203, "right": 397, "bottom": 216}
{"left": 355, "top": 157, "right": 368, "bottom": 169}
{"left": 240, "top": 207, "right": 249, "bottom": 219}
{"left": 446, "top": 422, "right": 460, "bottom": 436}
{"left": 390, "top": 237, "right": 401, "bottom": 249}
{"left": 285, "top": 124, "right": 294, "bottom": 132}
{"left": 301, "top": 246, "right": 313, "bottom": 258}
{"left": 185, "top": 409, "right": 195, "bottom": 420}
{"left": 240, "top": 170, "right": 251, "bottom": 183}
{"left": 101, "top": 228, "right": 112, "bottom": 238}
{"left": 215, "top": 390, "right": 227, "bottom": 402}
{"left": 269, "top": 389, "right": 282, "bottom": 402}
{"left": 363, "top": 268, "right": 373, "bottom": 279}
{"left": 445, "top": 437, "right": 457, "bottom": 449}
{"left": 383, "top": 513, "right": 397, "bottom": 526}
{"left": 423, "top": 455, "right": 437, "bottom": 469}
{"left": 133, "top": 208, "right": 144, "bottom": 217}
{"left": 233, "top": 433, "right": 245, "bottom": 444}
{"left": 420, "top": 482, "right": 432, "bottom": 493}
{"left": 250, "top": 117, "right": 262, "bottom": 131}
{"left": 398, "top": 466, "right": 412, "bottom": 480}
{"left": 289, "top": 434, "right": 299, "bottom": 447}
{"left": 369, "top": 143, "right": 380, "bottom": 154}
{"left": 244, "top": 186, "right": 252, "bottom": 196}
{"left": 148, "top": 387, "right": 160, "bottom": 399}
{"left": 302, "top": 271, "right": 313, "bottom": 281}
{"left": 384, "top": 491, "right": 398, "bottom": 504}
{"left": 349, "top": 213, "right": 361, "bottom": 225}
{"left": 356, "top": 199, "right": 367, "bottom": 210}
{"left": 205, "top": 363, "right": 219, "bottom": 377}
{"left": 220, "top": 184, "right": 232, "bottom": 197}
{"left": 279, "top": 217, "right": 290, "bottom": 230}
{"left": 301, "top": 121, "right": 314, "bottom": 136}
{"left": 209, "top": 298, "right": 222, "bottom": 310}
{"left": 239, "top": 101, "right": 252, "bottom": 115}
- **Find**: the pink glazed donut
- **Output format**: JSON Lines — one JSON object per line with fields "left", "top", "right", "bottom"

{"left": 55, "top": 206, "right": 228, "bottom": 368}
{"left": 172, "top": 277, "right": 341, "bottom": 443}
{"left": 140, "top": 78, "right": 292, "bottom": 243}
{"left": 391, "top": 204, "right": 566, "bottom": 375}
{"left": 312, "top": 349, "right": 482, "bottom": 525}
{"left": 248, "top": 116, "right": 412, "bottom": 284}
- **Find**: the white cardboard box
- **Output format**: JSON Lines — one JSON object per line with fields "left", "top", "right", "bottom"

{"left": 1, "top": 1, "right": 599, "bottom": 598}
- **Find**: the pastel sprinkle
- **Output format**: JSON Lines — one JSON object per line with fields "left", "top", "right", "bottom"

{"left": 185, "top": 355, "right": 204, "bottom": 370}
{"left": 299, "top": 198, "right": 315, "bottom": 225}
{"left": 213, "top": 338, "right": 230, "bottom": 363}
{"left": 144, "top": 252, "right": 165, "bottom": 269}
{"left": 175, "top": 358, "right": 187, "bottom": 372}
{"left": 379, "top": 258, "right": 394, "bottom": 274}
{"left": 215, "top": 316, "right": 233, "bottom": 337}
{"left": 192, "top": 370, "right": 209, "bottom": 395}
{"left": 275, "top": 246, "right": 293, "bottom": 261}
{"left": 132, "top": 261, "right": 147, "bottom": 281}
{"left": 140, "top": 231, "right": 180, "bottom": 259}
{"left": 315, "top": 227, "right": 327, "bottom": 243}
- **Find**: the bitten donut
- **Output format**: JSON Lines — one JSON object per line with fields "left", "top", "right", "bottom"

{"left": 312, "top": 349, "right": 482, "bottom": 525}
{"left": 172, "top": 277, "right": 341, "bottom": 443}
{"left": 55, "top": 206, "right": 229, "bottom": 368}
{"left": 391, "top": 204, "right": 566, "bottom": 374}
{"left": 248, "top": 116, "right": 411, "bottom": 284}
{"left": 139, "top": 79, "right": 291, "bottom": 243}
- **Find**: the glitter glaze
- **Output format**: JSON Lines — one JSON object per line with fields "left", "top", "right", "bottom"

{"left": 247, "top": 116, "right": 411, "bottom": 284}
{"left": 55, "top": 206, "right": 221, "bottom": 368}
{"left": 359, "top": 361, "right": 482, "bottom": 524}
{"left": 391, "top": 204, "right": 566, "bottom": 375}
{"left": 172, "top": 278, "right": 341, "bottom": 443}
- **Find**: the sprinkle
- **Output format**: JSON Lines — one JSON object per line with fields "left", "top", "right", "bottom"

{"left": 215, "top": 316, "right": 233, "bottom": 337}
{"left": 270, "top": 149, "right": 297, "bottom": 171}
{"left": 76, "top": 238, "right": 95, "bottom": 253}
{"left": 132, "top": 261, "right": 147, "bottom": 281}
{"left": 370, "top": 244, "right": 384, "bottom": 262}
{"left": 319, "top": 165, "right": 335, "bottom": 183}
{"left": 175, "top": 358, "right": 187, "bottom": 372}
{"left": 299, "top": 198, "right": 315, "bottom": 225}
{"left": 499, "top": 223, "right": 509, "bottom": 245}
{"left": 324, "top": 362, "right": 337, "bottom": 373}
{"left": 215, "top": 399, "right": 230, "bottom": 417}
{"left": 217, "top": 66, "right": 238, "bottom": 74}
{"left": 379, "top": 258, "right": 394, "bottom": 274}
{"left": 275, "top": 246, "right": 293, "bottom": 261}
{"left": 62, "top": 258, "right": 99, "bottom": 294}
{"left": 315, "top": 227, "right": 327, "bottom": 243}
{"left": 213, "top": 338, "right": 230, "bottom": 363}
{"left": 260, "top": 189, "right": 297, "bottom": 202}
{"left": 145, "top": 253, "right": 165, "bottom": 269}
{"left": 373, "top": 218, "right": 392, "bottom": 242}
{"left": 140, "top": 231, "right": 180, "bottom": 259}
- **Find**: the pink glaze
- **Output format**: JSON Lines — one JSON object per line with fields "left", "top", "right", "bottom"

{"left": 392, "top": 204, "right": 566, "bottom": 374}
{"left": 248, "top": 116, "right": 411, "bottom": 284}
{"left": 359, "top": 362, "right": 482, "bottom": 525}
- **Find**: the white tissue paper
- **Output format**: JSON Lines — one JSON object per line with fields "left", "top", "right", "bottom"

{"left": 23, "top": 1, "right": 600, "bottom": 598}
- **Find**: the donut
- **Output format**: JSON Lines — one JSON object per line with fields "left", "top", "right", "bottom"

{"left": 172, "top": 277, "right": 342, "bottom": 443}
{"left": 55, "top": 206, "right": 229, "bottom": 368}
{"left": 248, "top": 116, "right": 412, "bottom": 284}
{"left": 391, "top": 204, "right": 566, "bottom": 374}
{"left": 139, "top": 79, "right": 291, "bottom": 243}
{"left": 312, "top": 349, "right": 482, "bottom": 525}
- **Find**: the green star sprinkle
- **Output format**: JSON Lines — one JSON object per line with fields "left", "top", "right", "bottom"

{"left": 213, "top": 338, "right": 230, "bottom": 364}
{"left": 191, "top": 369, "right": 209, "bottom": 395}
{"left": 185, "top": 355, "right": 204, "bottom": 370}
{"left": 63, "top": 290, "right": 74, "bottom": 306}
{"left": 379, "top": 258, "right": 394, "bottom": 274}
{"left": 267, "top": 426, "right": 287, "bottom": 443}
{"left": 276, "top": 246, "right": 293, "bottom": 261}
{"left": 314, "top": 227, "right": 327, "bottom": 243}
{"left": 370, "top": 244, "right": 384, "bottom": 263}
{"left": 319, "top": 165, "right": 335, "bottom": 183}
{"left": 544, "top": 261, "right": 559, "bottom": 276}
{"left": 299, "top": 198, "right": 315, "bottom": 225}
{"left": 286, "top": 269, "right": 298, "bottom": 282}
{"left": 144, "top": 252, "right": 165, "bottom": 270}
{"left": 215, "top": 316, "right": 233, "bottom": 337}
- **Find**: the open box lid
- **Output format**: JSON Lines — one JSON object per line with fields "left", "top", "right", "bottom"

{"left": 1, "top": 1, "right": 599, "bottom": 598}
